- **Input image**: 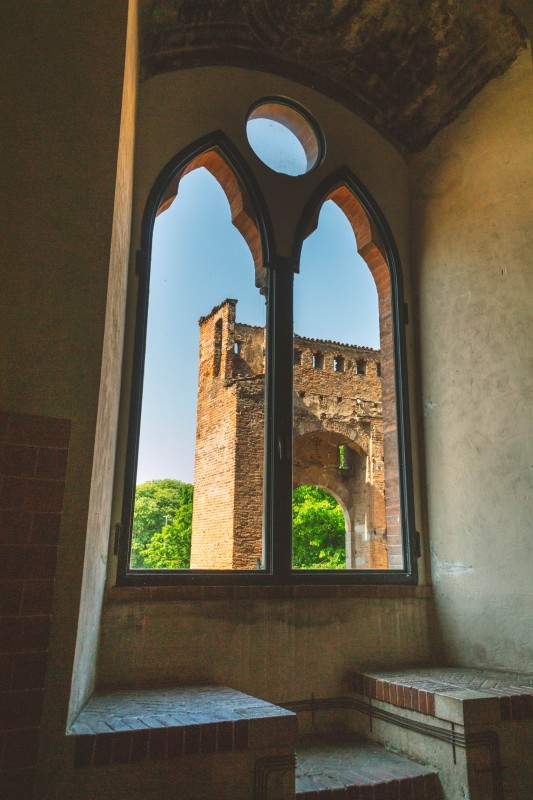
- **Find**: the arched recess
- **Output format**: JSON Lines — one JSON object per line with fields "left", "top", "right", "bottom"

{"left": 291, "top": 483, "right": 349, "bottom": 570}
{"left": 293, "top": 427, "right": 385, "bottom": 570}
{"left": 293, "top": 170, "right": 415, "bottom": 573}
{"left": 117, "top": 133, "right": 273, "bottom": 581}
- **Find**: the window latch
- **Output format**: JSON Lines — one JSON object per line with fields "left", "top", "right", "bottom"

{"left": 113, "top": 522, "right": 123, "bottom": 555}
{"left": 277, "top": 434, "right": 291, "bottom": 461}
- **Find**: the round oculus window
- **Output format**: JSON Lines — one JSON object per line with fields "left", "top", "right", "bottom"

{"left": 246, "top": 99, "right": 324, "bottom": 176}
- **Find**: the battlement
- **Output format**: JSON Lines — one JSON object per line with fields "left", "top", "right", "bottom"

{"left": 199, "top": 299, "right": 382, "bottom": 384}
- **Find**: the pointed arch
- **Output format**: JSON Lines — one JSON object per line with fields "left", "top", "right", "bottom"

{"left": 141, "top": 132, "right": 273, "bottom": 290}
{"left": 118, "top": 134, "right": 273, "bottom": 582}
{"left": 293, "top": 169, "right": 415, "bottom": 572}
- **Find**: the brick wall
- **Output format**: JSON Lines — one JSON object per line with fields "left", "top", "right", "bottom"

{"left": 232, "top": 379, "right": 265, "bottom": 569}
{"left": 292, "top": 338, "right": 386, "bottom": 569}
{"left": 191, "top": 298, "right": 396, "bottom": 570}
{"left": 0, "top": 412, "right": 70, "bottom": 800}
{"left": 190, "top": 301, "right": 239, "bottom": 569}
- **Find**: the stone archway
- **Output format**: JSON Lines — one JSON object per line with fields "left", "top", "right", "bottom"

{"left": 293, "top": 426, "right": 386, "bottom": 569}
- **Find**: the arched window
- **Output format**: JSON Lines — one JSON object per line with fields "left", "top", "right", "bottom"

{"left": 118, "top": 129, "right": 417, "bottom": 585}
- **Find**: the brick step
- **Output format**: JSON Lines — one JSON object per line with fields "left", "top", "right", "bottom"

{"left": 295, "top": 733, "right": 440, "bottom": 799}
{"left": 349, "top": 666, "right": 533, "bottom": 723}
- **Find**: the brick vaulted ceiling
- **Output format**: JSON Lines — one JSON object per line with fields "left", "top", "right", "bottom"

{"left": 140, "top": 0, "right": 526, "bottom": 152}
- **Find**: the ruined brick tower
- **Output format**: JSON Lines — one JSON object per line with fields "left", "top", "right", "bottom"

{"left": 190, "top": 299, "right": 387, "bottom": 570}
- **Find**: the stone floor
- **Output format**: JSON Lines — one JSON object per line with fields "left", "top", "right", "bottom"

{"left": 296, "top": 734, "right": 440, "bottom": 799}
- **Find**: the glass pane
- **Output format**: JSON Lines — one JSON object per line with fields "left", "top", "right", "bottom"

{"left": 131, "top": 166, "right": 266, "bottom": 570}
{"left": 246, "top": 99, "right": 322, "bottom": 176}
{"left": 293, "top": 199, "right": 403, "bottom": 570}
{"left": 246, "top": 117, "right": 308, "bottom": 176}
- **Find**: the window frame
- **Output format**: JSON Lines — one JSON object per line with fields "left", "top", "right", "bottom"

{"left": 116, "top": 135, "right": 418, "bottom": 587}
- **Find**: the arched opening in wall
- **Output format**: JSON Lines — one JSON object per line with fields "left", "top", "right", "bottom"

{"left": 292, "top": 485, "right": 347, "bottom": 570}
{"left": 293, "top": 187, "right": 402, "bottom": 570}
{"left": 120, "top": 134, "right": 415, "bottom": 584}
{"left": 127, "top": 148, "right": 268, "bottom": 572}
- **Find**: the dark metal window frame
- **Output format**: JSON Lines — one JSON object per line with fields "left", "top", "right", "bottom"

{"left": 116, "top": 133, "right": 418, "bottom": 587}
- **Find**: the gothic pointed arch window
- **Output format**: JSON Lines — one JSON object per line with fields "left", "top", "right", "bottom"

{"left": 292, "top": 177, "right": 414, "bottom": 573}
{"left": 118, "top": 117, "right": 417, "bottom": 585}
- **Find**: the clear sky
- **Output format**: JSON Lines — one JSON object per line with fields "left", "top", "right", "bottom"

{"left": 135, "top": 165, "right": 379, "bottom": 485}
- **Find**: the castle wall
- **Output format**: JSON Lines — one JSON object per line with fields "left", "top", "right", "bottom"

{"left": 190, "top": 301, "right": 238, "bottom": 569}
{"left": 232, "top": 380, "right": 265, "bottom": 569}
{"left": 292, "top": 338, "right": 387, "bottom": 569}
{"left": 232, "top": 323, "right": 266, "bottom": 568}
{"left": 191, "top": 302, "right": 388, "bottom": 569}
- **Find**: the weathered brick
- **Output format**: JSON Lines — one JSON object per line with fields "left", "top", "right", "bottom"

{"left": 191, "top": 296, "right": 402, "bottom": 570}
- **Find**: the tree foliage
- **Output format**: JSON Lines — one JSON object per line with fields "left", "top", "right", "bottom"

{"left": 131, "top": 479, "right": 193, "bottom": 569}
{"left": 131, "top": 479, "right": 346, "bottom": 571}
{"left": 292, "top": 485, "right": 346, "bottom": 569}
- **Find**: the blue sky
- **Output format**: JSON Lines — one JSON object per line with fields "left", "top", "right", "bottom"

{"left": 135, "top": 166, "right": 379, "bottom": 484}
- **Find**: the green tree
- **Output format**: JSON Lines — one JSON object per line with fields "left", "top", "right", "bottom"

{"left": 292, "top": 485, "right": 346, "bottom": 569}
{"left": 131, "top": 479, "right": 193, "bottom": 568}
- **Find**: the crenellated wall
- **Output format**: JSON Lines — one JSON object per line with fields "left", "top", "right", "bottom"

{"left": 190, "top": 299, "right": 390, "bottom": 570}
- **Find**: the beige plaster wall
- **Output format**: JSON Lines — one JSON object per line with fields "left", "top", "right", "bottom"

{"left": 68, "top": 0, "right": 138, "bottom": 726}
{"left": 127, "top": 67, "right": 411, "bottom": 259}
{"left": 410, "top": 49, "right": 533, "bottom": 671}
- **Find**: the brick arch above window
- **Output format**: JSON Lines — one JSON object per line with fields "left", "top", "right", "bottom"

{"left": 145, "top": 133, "right": 273, "bottom": 290}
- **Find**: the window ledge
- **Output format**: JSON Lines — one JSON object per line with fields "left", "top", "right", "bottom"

{"left": 105, "top": 584, "right": 431, "bottom": 604}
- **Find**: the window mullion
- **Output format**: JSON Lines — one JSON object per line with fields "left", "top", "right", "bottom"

{"left": 267, "top": 258, "right": 294, "bottom": 580}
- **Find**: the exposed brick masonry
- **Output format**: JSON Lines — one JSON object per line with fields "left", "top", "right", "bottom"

{"left": 350, "top": 667, "right": 533, "bottom": 721}
{"left": 190, "top": 299, "right": 397, "bottom": 570}
{"left": 0, "top": 412, "right": 70, "bottom": 800}
{"left": 68, "top": 685, "right": 295, "bottom": 769}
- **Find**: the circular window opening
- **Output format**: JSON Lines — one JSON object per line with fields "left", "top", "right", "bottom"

{"left": 246, "top": 99, "right": 323, "bottom": 176}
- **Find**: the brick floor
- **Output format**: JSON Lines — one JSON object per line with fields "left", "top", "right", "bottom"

{"left": 296, "top": 734, "right": 440, "bottom": 799}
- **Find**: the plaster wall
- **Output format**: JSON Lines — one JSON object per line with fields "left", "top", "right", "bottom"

{"left": 410, "top": 49, "right": 533, "bottom": 671}
{"left": 98, "top": 590, "right": 432, "bottom": 702}
{"left": 68, "top": 0, "right": 138, "bottom": 726}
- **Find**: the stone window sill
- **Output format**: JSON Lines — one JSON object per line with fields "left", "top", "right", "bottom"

{"left": 105, "top": 584, "right": 431, "bottom": 604}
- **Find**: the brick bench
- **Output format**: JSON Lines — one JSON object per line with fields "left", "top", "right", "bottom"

{"left": 349, "top": 666, "right": 533, "bottom": 723}
{"left": 347, "top": 666, "right": 533, "bottom": 800}
{"left": 66, "top": 685, "right": 296, "bottom": 800}
{"left": 296, "top": 733, "right": 440, "bottom": 799}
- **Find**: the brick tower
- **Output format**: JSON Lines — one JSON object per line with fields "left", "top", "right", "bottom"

{"left": 190, "top": 299, "right": 388, "bottom": 570}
